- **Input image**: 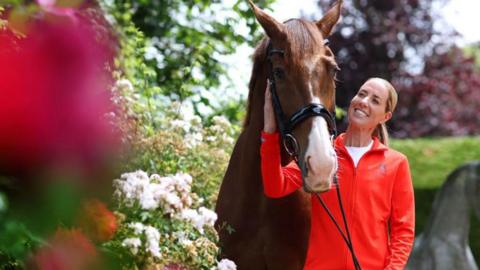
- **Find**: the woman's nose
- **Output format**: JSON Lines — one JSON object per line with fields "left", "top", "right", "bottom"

{"left": 358, "top": 96, "right": 369, "bottom": 107}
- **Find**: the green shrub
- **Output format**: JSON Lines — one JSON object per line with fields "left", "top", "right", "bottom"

{"left": 106, "top": 78, "right": 238, "bottom": 268}
{"left": 391, "top": 136, "right": 480, "bottom": 189}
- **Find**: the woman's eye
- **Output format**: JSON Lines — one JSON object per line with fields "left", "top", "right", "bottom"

{"left": 273, "top": 68, "right": 285, "bottom": 79}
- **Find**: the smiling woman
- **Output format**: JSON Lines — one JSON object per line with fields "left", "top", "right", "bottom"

{"left": 262, "top": 77, "right": 415, "bottom": 269}
{"left": 347, "top": 78, "right": 398, "bottom": 146}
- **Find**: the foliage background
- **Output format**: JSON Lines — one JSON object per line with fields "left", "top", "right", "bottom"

{"left": 318, "top": 0, "right": 480, "bottom": 138}
{"left": 102, "top": 0, "right": 274, "bottom": 121}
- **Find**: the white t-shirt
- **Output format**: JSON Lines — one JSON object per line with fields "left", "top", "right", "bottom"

{"left": 345, "top": 140, "right": 373, "bottom": 168}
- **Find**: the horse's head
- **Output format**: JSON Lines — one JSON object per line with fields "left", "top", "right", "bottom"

{"left": 249, "top": 0, "right": 342, "bottom": 193}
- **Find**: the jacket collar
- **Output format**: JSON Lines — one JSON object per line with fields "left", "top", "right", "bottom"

{"left": 334, "top": 133, "right": 388, "bottom": 155}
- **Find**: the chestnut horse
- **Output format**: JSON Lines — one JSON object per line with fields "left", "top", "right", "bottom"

{"left": 215, "top": 1, "right": 342, "bottom": 269}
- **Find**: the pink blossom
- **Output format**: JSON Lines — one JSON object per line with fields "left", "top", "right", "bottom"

{"left": 0, "top": 12, "right": 118, "bottom": 180}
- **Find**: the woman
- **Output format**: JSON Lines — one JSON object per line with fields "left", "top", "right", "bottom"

{"left": 261, "top": 77, "right": 415, "bottom": 270}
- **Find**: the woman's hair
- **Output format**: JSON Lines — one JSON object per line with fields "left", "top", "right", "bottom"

{"left": 368, "top": 77, "right": 398, "bottom": 146}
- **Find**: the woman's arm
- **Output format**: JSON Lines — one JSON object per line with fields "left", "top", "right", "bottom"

{"left": 385, "top": 157, "right": 415, "bottom": 270}
{"left": 261, "top": 82, "right": 302, "bottom": 198}
{"left": 260, "top": 132, "right": 302, "bottom": 198}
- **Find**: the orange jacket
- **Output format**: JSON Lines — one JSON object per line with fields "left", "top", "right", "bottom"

{"left": 260, "top": 132, "right": 415, "bottom": 270}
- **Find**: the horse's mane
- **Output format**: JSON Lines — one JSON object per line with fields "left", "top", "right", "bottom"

{"left": 243, "top": 19, "right": 327, "bottom": 128}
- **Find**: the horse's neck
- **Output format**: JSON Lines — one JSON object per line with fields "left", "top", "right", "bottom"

{"left": 423, "top": 178, "right": 471, "bottom": 241}
{"left": 239, "top": 70, "right": 268, "bottom": 158}
{"left": 236, "top": 121, "right": 263, "bottom": 168}
{"left": 227, "top": 79, "right": 267, "bottom": 189}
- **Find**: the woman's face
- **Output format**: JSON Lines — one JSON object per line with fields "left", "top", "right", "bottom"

{"left": 348, "top": 79, "right": 392, "bottom": 130}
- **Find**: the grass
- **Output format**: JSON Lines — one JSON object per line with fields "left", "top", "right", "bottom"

{"left": 391, "top": 136, "right": 480, "bottom": 263}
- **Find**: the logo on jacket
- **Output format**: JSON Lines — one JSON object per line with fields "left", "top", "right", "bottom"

{"left": 379, "top": 163, "right": 387, "bottom": 175}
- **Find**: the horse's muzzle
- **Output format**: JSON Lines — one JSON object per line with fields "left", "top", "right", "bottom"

{"left": 303, "top": 154, "right": 336, "bottom": 193}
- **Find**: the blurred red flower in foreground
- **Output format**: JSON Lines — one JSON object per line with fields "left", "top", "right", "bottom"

{"left": 78, "top": 198, "right": 117, "bottom": 242}
{"left": 28, "top": 228, "right": 99, "bottom": 270}
{"left": 0, "top": 9, "right": 118, "bottom": 178}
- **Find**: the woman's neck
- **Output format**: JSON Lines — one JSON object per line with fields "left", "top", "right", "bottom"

{"left": 344, "top": 126, "right": 373, "bottom": 147}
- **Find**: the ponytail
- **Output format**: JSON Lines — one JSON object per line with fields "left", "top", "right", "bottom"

{"left": 373, "top": 123, "right": 389, "bottom": 146}
{"left": 367, "top": 77, "right": 398, "bottom": 146}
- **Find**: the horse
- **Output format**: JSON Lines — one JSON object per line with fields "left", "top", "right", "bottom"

{"left": 215, "top": 1, "right": 343, "bottom": 269}
{"left": 406, "top": 161, "right": 480, "bottom": 270}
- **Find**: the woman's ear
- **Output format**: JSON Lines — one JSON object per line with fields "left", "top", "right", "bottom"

{"left": 381, "top": 111, "right": 392, "bottom": 124}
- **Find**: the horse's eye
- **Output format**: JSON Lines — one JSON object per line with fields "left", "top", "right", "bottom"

{"left": 273, "top": 68, "right": 285, "bottom": 79}
{"left": 329, "top": 65, "right": 340, "bottom": 77}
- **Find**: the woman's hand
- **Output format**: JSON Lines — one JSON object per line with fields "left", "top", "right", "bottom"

{"left": 264, "top": 80, "right": 277, "bottom": 134}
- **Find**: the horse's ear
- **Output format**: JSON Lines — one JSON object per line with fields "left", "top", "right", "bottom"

{"left": 316, "top": 0, "right": 342, "bottom": 37}
{"left": 248, "top": 0, "right": 286, "bottom": 41}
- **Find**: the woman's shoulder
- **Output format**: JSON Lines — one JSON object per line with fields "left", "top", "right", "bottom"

{"left": 384, "top": 147, "right": 409, "bottom": 166}
{"left": 370, "top": 136, "right": 407, "bottom": 160}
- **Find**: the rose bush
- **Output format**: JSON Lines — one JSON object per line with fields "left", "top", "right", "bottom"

{"left": 105, "top": 170, "right": 235, "bottom": 269}
{"left": 105, "top": 78, "right": 237, "bottom": 268}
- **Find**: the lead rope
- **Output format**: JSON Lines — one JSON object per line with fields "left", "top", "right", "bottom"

{"left": 332, "top": 175, "right": 362, "bottom": 270}
{"left": 295, "top": 157, "right": 362, "bottom": 270}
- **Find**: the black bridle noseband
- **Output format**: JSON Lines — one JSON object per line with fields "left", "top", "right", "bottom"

{"left": 266, "top": 40, "right": 362, "bottom": 270}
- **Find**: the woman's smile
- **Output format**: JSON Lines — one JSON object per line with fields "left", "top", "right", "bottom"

{"left": 353, "top": 108, "right": 369, "bottom": 118}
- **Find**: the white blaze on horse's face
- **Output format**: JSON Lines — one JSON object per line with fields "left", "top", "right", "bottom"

{"left": 303, "top": 95, "right": 337, "bottom": 193}
{"left": 300, "top": 56, "right": 337, "bottom": 193}
{"left": 305, "top": 119, "right": 337, "bottom": 192}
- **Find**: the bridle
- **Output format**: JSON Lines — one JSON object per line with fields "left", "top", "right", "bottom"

{"left": 266, "top": 39, "right": 362, "bottom": 270}
{"left": 266, "top": 40, "right": 337, "bottom": 159}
